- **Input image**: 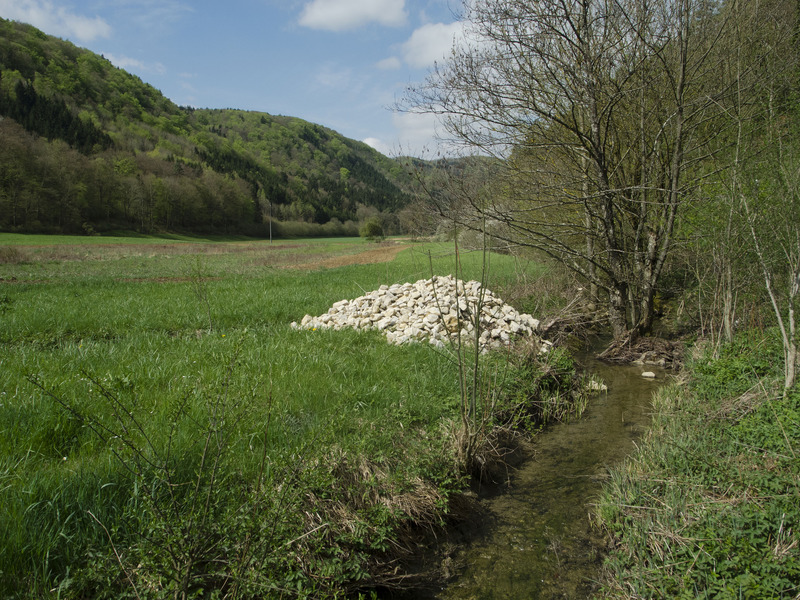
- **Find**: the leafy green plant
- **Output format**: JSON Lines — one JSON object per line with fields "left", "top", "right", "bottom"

{"left": 27, "top": 343, "right": 286, "bottom": 599}
{"left": 359, "top": 218, "right": 384, "bottom": 242}
{"left": 596, "top": 332, "right": 800, "bottom": 598}
{"left": 0, "top": 293, "right": 12, "bottom": 314}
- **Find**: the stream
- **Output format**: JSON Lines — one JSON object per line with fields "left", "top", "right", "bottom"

{"left": 400, "top": 353, "right": 667, "bottom": 599}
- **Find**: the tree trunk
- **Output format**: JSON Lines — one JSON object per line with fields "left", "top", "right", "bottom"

{"left": 787, "top": 269, "right": 799, "bottom": 391}
{"left": 608, "top": 285, "right": 629, "bottom": 341}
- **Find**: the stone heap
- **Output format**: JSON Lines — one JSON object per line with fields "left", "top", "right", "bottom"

{"left": 291, "top": 275, "right": 543, "bottom": 351}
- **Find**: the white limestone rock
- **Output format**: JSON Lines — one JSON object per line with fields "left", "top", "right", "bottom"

{"left": 293, "top": 275, "right": 545, "bottom": 351}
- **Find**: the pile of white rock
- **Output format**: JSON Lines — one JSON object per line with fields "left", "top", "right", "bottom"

{"left": 291, "top": 275, "right": 545, "bottom": 351}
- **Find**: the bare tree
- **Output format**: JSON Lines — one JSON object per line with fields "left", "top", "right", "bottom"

{"left": 741, "top": 157, "right": 800, "bottom": 393}
{"left": 694, "top": 0, "right": 800, "bottom": 390}
{"left": 740, "top": 13, "right": 800, "bottom": 392}
{"left": 404, "top": 0, "right": 733, "bottom": 343}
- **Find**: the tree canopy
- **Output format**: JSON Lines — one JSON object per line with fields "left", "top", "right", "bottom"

{"left": 0, "top": 17, "right": 415, "bottom": 236}
{"left": 405, "top": 0, "right": 800, "bottom": 346}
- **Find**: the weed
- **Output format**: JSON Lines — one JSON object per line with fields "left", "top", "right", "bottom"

{"left": 596, "top": 330, "right": 800, "bottom": 598}
{"left": 27, "top": 344, "right": 279, "bottom": 598}
{"left": 189, "top": 256, "right": 214, "bottom": 332}
{"left": 0, "top": 293, "right": 12, "bottom": 314}
{"left": 0, "top": 246, "right": 25, "bottom": 264}
{"left": 0, "top": 234, "right": 554, "bottom": 597}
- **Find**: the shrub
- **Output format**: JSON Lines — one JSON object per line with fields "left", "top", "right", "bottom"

{"left": 359, "top": 218, "right": 384, "bottom": 241}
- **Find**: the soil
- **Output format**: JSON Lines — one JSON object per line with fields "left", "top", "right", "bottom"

{"left": 291, "top": 242, "right": 410, "bottom": 270}
{"left": 536, "top": 312, "right": 686, "bottom": 370}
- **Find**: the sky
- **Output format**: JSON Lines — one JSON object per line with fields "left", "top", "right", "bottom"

{"left": 0, "top": 0, "right": 468, "bottom": 157}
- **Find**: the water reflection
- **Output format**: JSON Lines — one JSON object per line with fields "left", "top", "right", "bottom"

{"left": 434, "top": 356, "right": 666, "bottom": 599}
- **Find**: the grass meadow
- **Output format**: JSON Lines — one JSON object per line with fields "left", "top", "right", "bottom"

{"left": 0, "top": 233, "right": 553, "bottom": 598}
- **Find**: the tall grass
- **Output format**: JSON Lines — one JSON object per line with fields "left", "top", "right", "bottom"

{"left": 595, "top": 331, "right": 800, "bottom": 598}
{"left": 0, "top": 235, "right": 554, "bottom": 597}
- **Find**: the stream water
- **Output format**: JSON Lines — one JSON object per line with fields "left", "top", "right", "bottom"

{"left": 402, "top": 354, "right": 667, "bottom": 599}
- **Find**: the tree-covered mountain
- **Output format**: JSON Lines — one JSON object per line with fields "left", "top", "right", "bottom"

{"left": 0, "top": 17, "right": 417, "bottom": 236}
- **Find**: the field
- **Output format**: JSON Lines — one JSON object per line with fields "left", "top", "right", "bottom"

{"left": 0, "top": 233, "right": 556, "bottom": 598}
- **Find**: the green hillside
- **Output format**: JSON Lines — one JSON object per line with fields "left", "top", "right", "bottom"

{"left": 0, "top": 17, "right": 415, "bottom": 236}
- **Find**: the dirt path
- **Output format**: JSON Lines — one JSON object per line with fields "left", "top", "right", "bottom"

{"left": 0, "top": 238, "right": 412, "bottom": 274}
{"left": 292, "top": 243, "right": 410, "bottom": 270}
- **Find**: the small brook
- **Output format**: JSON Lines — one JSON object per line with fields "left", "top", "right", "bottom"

{"left": 410, "top": 354, "right": 667, "bottom": 599}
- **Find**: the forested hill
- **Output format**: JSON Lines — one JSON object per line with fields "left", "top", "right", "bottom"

{"left": 0, "top": 17, "right": 416, "bottom": 236}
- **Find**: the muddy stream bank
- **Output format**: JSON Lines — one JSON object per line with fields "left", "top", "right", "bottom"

{"left": 393, "top": 352, "right": 668, "bottom": 599}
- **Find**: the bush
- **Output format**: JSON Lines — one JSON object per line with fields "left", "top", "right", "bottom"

{"left": 359, "top": 218, "right": 384, "bottom": 241}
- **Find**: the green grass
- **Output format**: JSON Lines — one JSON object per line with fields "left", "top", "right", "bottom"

{"left": 0, "top": 234, "right": 551, "bottom": 598}
{"left": 596, "top": 331, "right": 800, "bottom": 599}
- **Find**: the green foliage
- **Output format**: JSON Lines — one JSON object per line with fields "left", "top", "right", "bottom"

{"left": 501, "top": 345, "right": 588, "bottom": 431}
{"left": 597, "top": 330, "right": 800, "bottom": 598}
{"left": 690, "top": 332, "right": 785, "bottom": 399}
{"left": 359, "top": 217, "right": 384, "bottom": 241}
{"left": 0, "top": 17, "right": 416, "bottom": 237}
{"left": 0, "top": 235, "right": 548, "bottom": 598}
{"left": 0, "top": 80, "right": 112, "bottom": 153}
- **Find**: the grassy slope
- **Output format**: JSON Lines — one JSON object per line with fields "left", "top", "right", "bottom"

{"left": 597, "top": 333, "right": 800, "bottom": 598}
{"left": 0, "top": 234, "right": 554, "bottom": 597}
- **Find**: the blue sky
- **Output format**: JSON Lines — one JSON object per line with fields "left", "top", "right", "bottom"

{"left": 0, "top": 0, "right": 467, "bottom": 157}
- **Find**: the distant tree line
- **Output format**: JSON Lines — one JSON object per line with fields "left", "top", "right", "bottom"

{"left": 0, "top": 17, "right": 416, "bottom": 237}
{"left": 0, "top": 117, "right": 408, "bottom": 237}
{"left": 0, "top": 119, "right": 258, "bottom": 234}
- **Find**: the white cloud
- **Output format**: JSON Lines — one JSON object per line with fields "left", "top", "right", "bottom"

{"left": 401, "top": 21, "right": 463, "bottom": 68}
{"left": 376, "top": 56, "right": 402, "bottom": 70}
{"left": 299, "top": 0, "right": 407, "bottom": 32}
{"left": 0, "top": 0, "right": 111, "bottom": 41}
{"left": 362, "top": 112, "right": 444, "bottom": 158}
{"left": 394, "top": 111, "right": 440, "bottom": 151}
{"left": 119, "top": 0, "right": 192, "bottom": 34}
{"left": 377, "top": 111, "right": 458, "bottom": 157}
{"left": 104, "top": 53, "right": 165, "bottom": 75}
{"left": 103, "top": 53, "right": 145, "bottom": 71}
{"left": 363, "top": 137, "right": 391, "bottom": 154}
